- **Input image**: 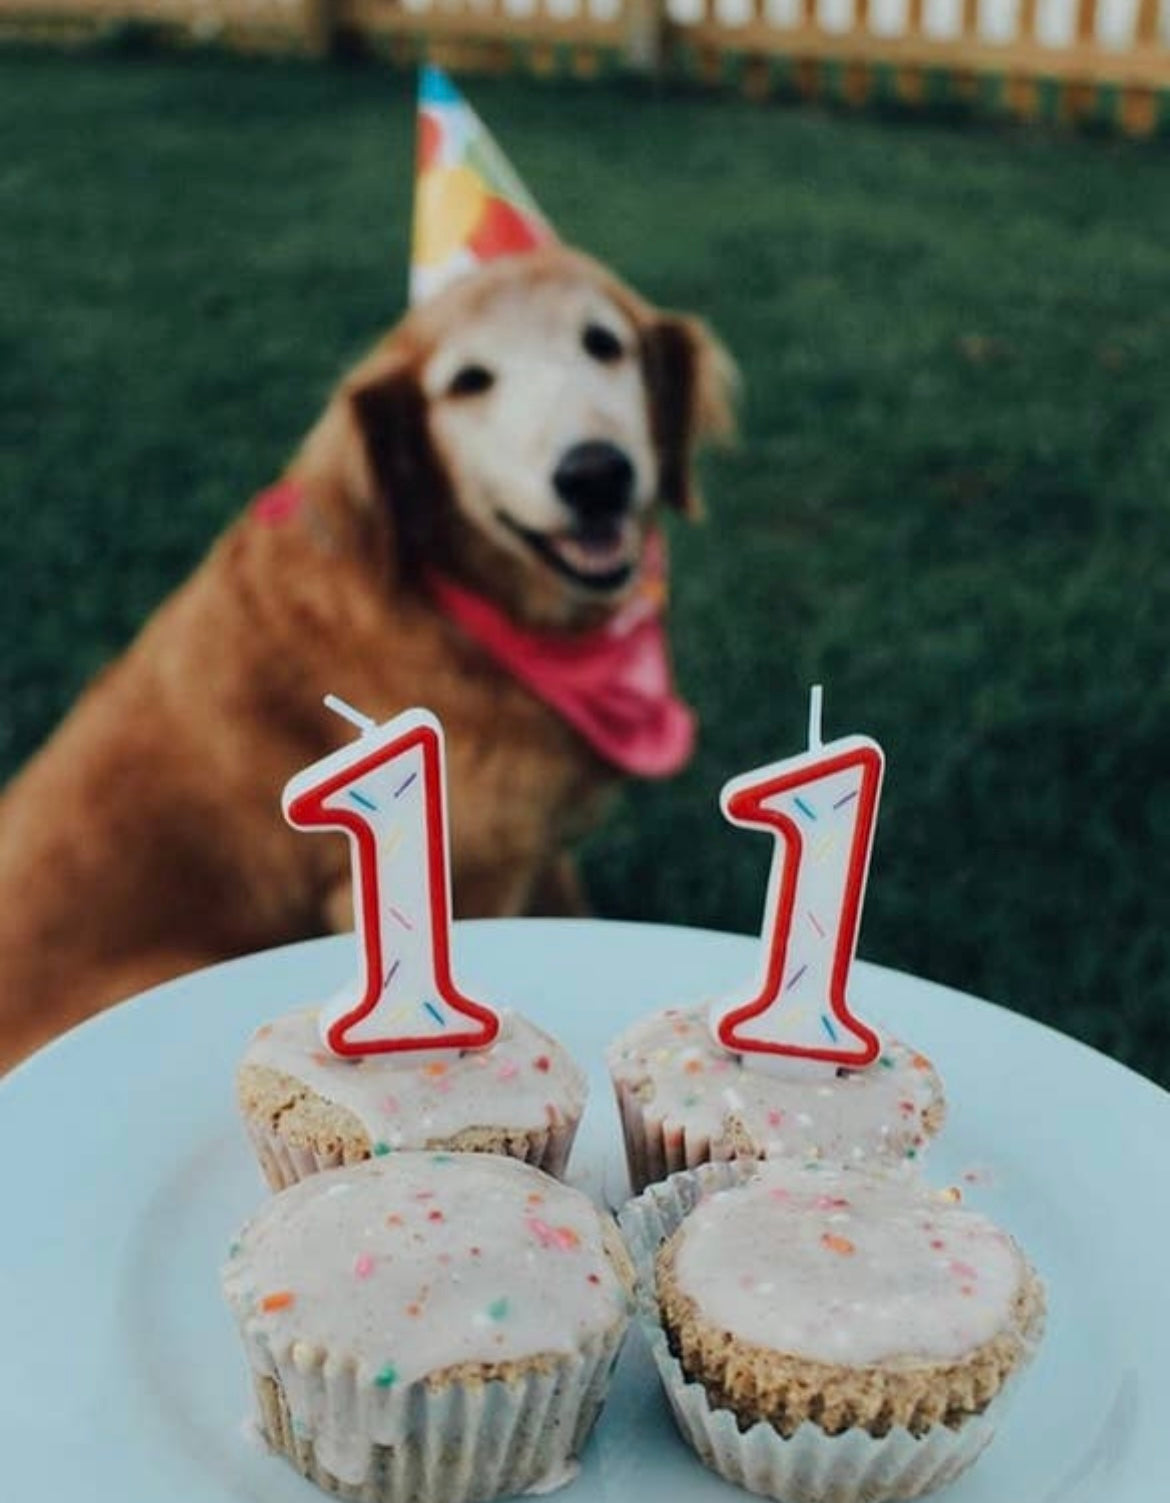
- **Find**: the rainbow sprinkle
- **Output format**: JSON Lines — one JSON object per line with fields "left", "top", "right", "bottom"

{"left": 393, "top": 772, "right": 417, "bottom": 799}
{"left": 811, "top": 833, "right": 837, "bottom": 864}
{"left": 348, "top": 789, "right": 378, "bottom": 812}
{"left": 259, "top": 1290, "right": 295, "bottom": 1313}
{"left": 487, "top": 1297, "right": 510, "bottom": 1321}
{"left": 374, "top": 1364, "right": 398, "bottom": 1388}
{"left": 526, "top": 1217, "right": 580, "bottom": 1252}
{"left": 793, "top": 796, "right": 818, "bottom": 822}
{"left": 820, "top": 1234, "right": 856, "bottom": 1257}
{"left": 354, "top": 1253, "right": 375, "bottom": 1279}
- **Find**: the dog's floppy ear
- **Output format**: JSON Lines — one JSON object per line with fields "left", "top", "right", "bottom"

{"left": 349, "top": 360, "right": 449, "bottom": 584}
{"left": 641, "top": 314, "right": 737, "bottom": 518}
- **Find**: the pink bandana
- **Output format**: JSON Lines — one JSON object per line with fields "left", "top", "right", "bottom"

{"left": 252, "top": 478, "right": 302, "bottom": 526}
{"left": 427, "top": 533, "right": 696, "bottom": 778}
{"left": 251, "top": 481, "right": 695, "bottom": 777}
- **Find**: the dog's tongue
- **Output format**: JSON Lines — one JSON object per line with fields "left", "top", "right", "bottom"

{"left": 550, "top": 531, "right": 631, "bottom": 577}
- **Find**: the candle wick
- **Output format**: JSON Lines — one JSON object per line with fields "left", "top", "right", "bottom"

{"left": 808, "top": 683, "right": 824, "bottom": 750}
{"left": 324, "top": 694, "right": 378, "bottom": 734}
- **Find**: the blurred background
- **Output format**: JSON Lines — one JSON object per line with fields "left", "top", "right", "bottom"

{"left": 1, "top": 30, "right": 1168, "bottom": 1083}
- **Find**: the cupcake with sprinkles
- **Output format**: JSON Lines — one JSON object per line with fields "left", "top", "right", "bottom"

{"left": 619, "top": 1160, "right": 1045, "bottom": 1503}
{"left": 239, "top": 1006, "right": 587, "bottom": 1189}
{"left": 610, "top": 687, "right": 945, "bottom": 1193}
{"left": 607, "top": 1005, "right": 944, "bottom": 1193}
{"left": 222, "top": 1151, "right": 635, "bottom": 1503}
{"left": 239, "top": 701, "right": 586, "bottom": 1189}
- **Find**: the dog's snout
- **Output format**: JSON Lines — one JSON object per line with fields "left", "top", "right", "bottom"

{"left": 553, "top": 441, "right": 634, "bottom": 519}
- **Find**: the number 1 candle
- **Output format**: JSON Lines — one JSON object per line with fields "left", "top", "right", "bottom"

{"left": 710, "top": 686, "right": 883, "bottom": 1069}
{"left": 283, "top": 698, "right": 500, "bottom": 1058}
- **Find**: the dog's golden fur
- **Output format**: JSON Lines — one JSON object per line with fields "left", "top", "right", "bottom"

{"left": 0, "top": 247, "right": 733, "bottom": 1073}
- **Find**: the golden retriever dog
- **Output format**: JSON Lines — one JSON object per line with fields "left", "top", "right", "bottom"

{"left": 0, "top": 245, "right": 733, "bottom": 1073}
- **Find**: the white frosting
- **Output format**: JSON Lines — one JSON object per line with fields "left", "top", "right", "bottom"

{"left": 670, "top": 1164, "right": 1026, "bottom": 1366}
{"left": 243, "top": 1006, "right": 586, "bottom": 1147}
{"left": 607, "top": 1004, "right": 941, "bottom": 1166}
{"left": 223, "top": 1153, "right": 630, "bottom": 1481}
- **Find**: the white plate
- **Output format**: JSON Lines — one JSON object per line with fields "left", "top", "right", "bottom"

{"left": 1, "top": 919, "right": 1167, "bottom": 1502}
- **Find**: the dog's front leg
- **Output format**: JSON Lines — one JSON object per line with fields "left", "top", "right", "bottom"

{"left": 526, "top": 852, "right": 591, "bottom": 918}
{"left": 452, "top": 859, "right": 540, "bottom": 920}
{"left": 323, "top": 877, "right": 356, "bottom": 936}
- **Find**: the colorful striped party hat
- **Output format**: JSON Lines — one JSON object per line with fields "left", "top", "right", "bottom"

{"left": 410, "top": 65, "right": 557, "bottom": 305}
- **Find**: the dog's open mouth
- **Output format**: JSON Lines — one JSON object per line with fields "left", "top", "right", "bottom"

{"left": 497, "top": 512, "right": 638, "bottom": 592}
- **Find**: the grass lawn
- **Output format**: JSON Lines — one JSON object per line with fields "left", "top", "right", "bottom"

{"left": 1, "top": 49, "right": 1168, "bottom": 1085}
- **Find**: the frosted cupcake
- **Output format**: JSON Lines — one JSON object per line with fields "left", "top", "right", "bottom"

{"left": 607, "top": 1004, "right": 944, "bottom": 1193}
{"left": 239, "top": 1007, "right": 586, "bottom": 1189}
{"left": 222, "top": 1151, "right": 634, "bottom": 1503}
{"left": 619, "top": 1161, "right": 1044, "bottom": 1503}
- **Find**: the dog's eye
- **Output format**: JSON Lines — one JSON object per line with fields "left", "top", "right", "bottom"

{"left": 447, "top": 364, "right": 495, "bottom": 398}
{"left": 582, "top": 323, "right": 624, "bottom": 364}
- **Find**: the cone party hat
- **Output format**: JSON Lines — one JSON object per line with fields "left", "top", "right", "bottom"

{"left": 411, "top": 65, "right": 557, "bottom": 305}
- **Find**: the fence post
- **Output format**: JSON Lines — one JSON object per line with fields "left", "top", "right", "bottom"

{"left": 625, "top": 0, "right": 666, "bottom": 72}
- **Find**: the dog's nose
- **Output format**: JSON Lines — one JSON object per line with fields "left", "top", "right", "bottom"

{"left": 553, "top": 442, "right": 634, "bottom": 520}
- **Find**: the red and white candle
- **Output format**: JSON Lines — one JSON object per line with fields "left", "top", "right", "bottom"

{"left": 710, "top": 686, "right": 883, "bottom": 1070}
{"left": 283, "top": 698, "right": 499, "bottom": 1059}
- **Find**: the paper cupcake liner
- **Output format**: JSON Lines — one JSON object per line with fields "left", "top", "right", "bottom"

{"left": 614, "top": 1078, "right": 742, "bottom": 1196}
{"left": 245, "top": 1115, "right": 580, "bottom": 1193}
{"left": 617, "top": 1164, "right": 1023, "bottom": 1503}
{"left": 246, "top": 1321, "right": 626, "bottom": 1503}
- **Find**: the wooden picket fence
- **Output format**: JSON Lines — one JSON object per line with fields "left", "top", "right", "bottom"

{"left": 335, "top": 0, "right": 658, "bottom": 79}
{"left": 2, "top": 0, "right": 1168, "bottom": 133}
{"left": 668, "top": 0, "right": 1170, "bottom": 133}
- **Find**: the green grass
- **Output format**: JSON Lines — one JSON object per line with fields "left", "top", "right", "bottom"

{"left": 2, "top": 51, "right": 1169, "bottom": 1085}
